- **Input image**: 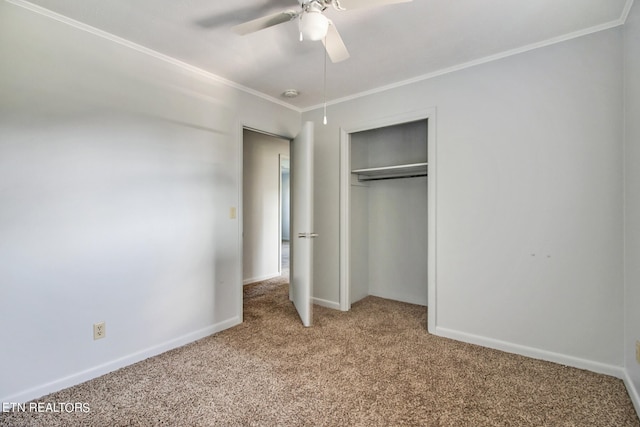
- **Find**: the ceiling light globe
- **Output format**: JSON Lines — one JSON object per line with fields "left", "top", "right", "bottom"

{"left": 299, "top": 11, "right": 328, "bottom": 41}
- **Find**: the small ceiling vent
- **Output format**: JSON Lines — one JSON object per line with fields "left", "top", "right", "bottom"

{"left": 282, "top": 89, "right": 300, "bottom": 98}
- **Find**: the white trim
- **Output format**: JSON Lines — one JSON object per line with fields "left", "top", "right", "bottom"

{"left": 426, "top": 110, "right": 438, "bottom": 334}
{"left": 313, "top": 297, "right": 341, "bottom": 310}
{"left": 623, "top": 371, "right": 640, "bottom": 416}
{"left": 339, "top": 108, "right": 437, "bottom": 330}
{"left": 1, "top": 316, "right": 241, "bottom": 404}
{"left": 236, "top": 121, "right": 244, "bottom": 331}
{"left": 339, "top": 128, "right": 351, "bottom": 311}
{"left": 243, "top": 272, "right": 283, "bottom": 286}
{"left": 622, "top": 0, "right": 636, "bottom": 24}
{"left": 622, "top": 1, "right": 638, "bottom": 419}
{"left": 436, "top": 326, "right": 625, "bottom": 379}
{"left": 5, "top": 0, "right": 301, "bottom": 113}
{"left": 279, "top": 154, "right": 283, "bottom": 275}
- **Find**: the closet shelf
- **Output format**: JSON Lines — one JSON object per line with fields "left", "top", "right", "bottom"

{"left": 351, "top": 162, "right": 427, "bottom": 181}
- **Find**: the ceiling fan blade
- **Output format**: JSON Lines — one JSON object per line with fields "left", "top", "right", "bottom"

{"left": 323, "top": 21, "right": 350, "bottom": 63}
{"left": 231, "top": 10, "right": 298, "bottom": 35}
{"left": 335, "top": 0, "right": 412, "bottom": 11}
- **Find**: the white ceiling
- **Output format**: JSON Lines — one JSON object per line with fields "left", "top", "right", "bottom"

{"left": 22, "top": 0, "right": 632, "bottom": 110}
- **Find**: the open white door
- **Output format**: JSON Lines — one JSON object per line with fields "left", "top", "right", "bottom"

{"left": 291, "top": 121, "right": 315, "bottom": 327}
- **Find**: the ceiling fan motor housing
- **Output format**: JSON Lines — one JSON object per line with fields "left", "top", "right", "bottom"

{"left": 235, "top": 0, "right": 398, "bottom": 62}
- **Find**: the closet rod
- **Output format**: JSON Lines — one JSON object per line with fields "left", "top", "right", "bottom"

{"left": 357, "top": 173, "right": 427, "bottom": 182}
{"left": 352, "top": 162, "right": 428, "bottom": 182}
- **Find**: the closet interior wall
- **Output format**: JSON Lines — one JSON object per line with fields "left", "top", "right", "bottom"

{"left": 350, "top": 120, "right": 428, "bottom": 306}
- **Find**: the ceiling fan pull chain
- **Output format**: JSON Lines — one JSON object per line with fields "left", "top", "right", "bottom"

{"left": 323, "top": 36, "right": 328, "bottom": 125}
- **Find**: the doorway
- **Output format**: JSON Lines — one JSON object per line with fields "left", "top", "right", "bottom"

{"left": 242, "top": 128, "right": 291, "bottom": 286}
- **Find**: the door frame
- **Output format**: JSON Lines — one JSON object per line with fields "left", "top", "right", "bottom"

{"left": 239, "top": 125, "right": 294, "bottom": 318}
{"left": 339, "top": 108, "right": 437, "bottom": 334}
{"left": 279, "top": 154, "right": 290, "bottom": 274}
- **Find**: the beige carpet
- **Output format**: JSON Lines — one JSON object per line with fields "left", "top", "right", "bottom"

{"left": 2, "top": 275, "right": 639, "bottom": 426}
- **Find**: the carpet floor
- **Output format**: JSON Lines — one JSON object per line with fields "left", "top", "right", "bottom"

{"left": 2, "top": 275, "right": 639, "bottom": 426}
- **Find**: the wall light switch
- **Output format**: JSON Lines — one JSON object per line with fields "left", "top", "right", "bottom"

{"left": 636, "top": 340, "right": 640, "bottom": 364}
{"left": 230, "top": 207, "right": 237, "bottom": 219}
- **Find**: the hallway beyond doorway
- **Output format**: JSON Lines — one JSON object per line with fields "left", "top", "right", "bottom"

{"left": 281, "top": 240, "right": 289, "bottom": 275}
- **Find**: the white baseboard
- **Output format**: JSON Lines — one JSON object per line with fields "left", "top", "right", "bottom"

{"left": 313, "top": 297, "right": 341, "bottom": 310}
{"left": 243, "top": 272, "right": 281, "bottom": 285}
{"left": 435, "top": 326, "right": 625, "bottom": 379}
{"left": 2, "top": 316, "right": 241, "bottom": 404}
{"left": 623, "top": 371, "right": 640, "bottom": 416}
{"left": 368, "top": 290, "right": 427, "bottom": 307}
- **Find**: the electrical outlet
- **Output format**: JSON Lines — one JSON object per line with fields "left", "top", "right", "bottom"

{"left": 636, "top": 341, "right": 640, "bottom": 364}
{"left": 93, "top": 322, "right": 106, "bottom": 340}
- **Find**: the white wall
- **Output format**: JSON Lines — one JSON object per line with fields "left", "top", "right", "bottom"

{"left": 304, "top": 28, "right": 624, "bottom": 372}
{"left": 624, "top": 0, "right": 640, "bottom": 412}
{"left": 243, "top": 130, "right": 289, "bottom": 283}
{"left": 0, "top": 1, "right": 299, "bottom": 403}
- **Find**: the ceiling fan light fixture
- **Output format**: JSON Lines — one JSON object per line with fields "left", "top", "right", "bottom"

{"left": 299, "top": 11, "right": 329, "bottom": 41}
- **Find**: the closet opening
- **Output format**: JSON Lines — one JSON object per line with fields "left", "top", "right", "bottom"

{"left": 339, "top": 110, "right": 437, "bottom": 332}
{"left": 242, "top": 128, "right": 291, "bottom": 288}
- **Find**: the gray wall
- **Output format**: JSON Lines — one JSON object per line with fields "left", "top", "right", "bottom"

{"left": 624, "top": 0, "right": 640, "bottom": 410}
{"left": 243, "top": 130, "right": 290, "bottom": 283}
{"left": 305, "top": 27, "right": 625, "bottom": 372}
{"left": 0, "top": 1, "right": 299, "bottom": 403}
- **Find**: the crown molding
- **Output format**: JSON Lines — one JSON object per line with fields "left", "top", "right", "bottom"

{"left": 301, "top": 3, "right": 633, "bottom": 112}
{"left": 621, "top": 0, "right": 635, "bottom": 23}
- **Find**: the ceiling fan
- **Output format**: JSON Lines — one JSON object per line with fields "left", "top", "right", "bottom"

{"left": 232, "top": 0, "right": 413, "bottom": 63}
